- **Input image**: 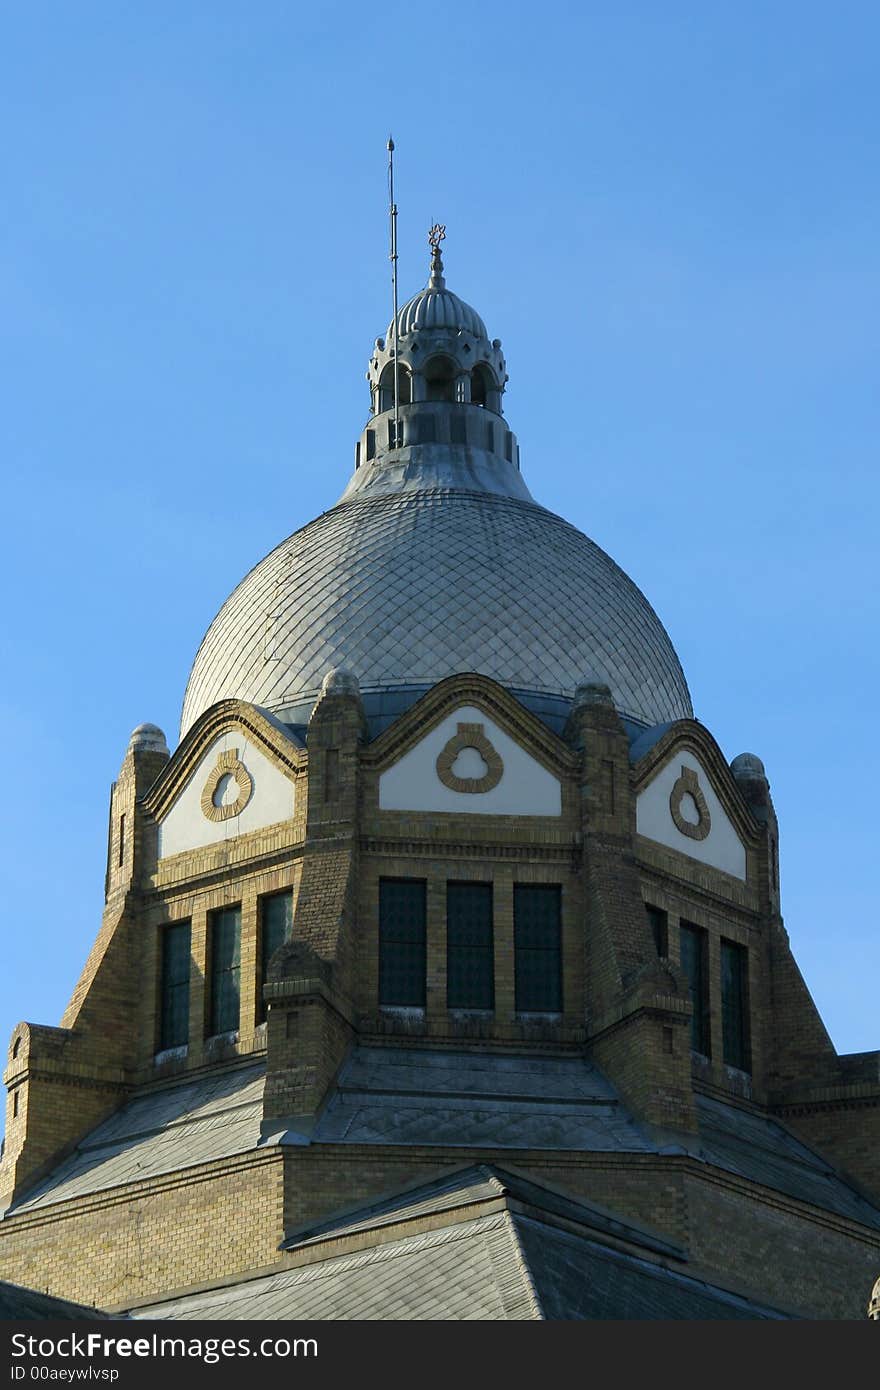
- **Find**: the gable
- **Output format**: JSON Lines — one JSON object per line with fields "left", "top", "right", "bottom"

{"left": 635, "top": 749, "right": 746, "bottom": 880}
{"left": 157, "top": 731, "right": 295, "bottom": 859}
{"left": 378, "top": 705, "right": 562, "bottom": 816}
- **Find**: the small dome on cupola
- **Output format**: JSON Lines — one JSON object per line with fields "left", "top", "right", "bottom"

{"left": 393, "top": 234, "right": 488, "bottom": 338}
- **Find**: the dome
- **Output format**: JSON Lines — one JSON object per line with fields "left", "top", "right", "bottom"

{"left": 393, "top": 285, "right": 487, "bottom": 339}
{"left": 181, "top": 487, "right": 692, "bottom": 736}
{"left": 128, "top": 723, "right": 169, "bottom": 754}
{"left": 391, "top": 237, "right": 488, "bottom": 340}
{"left": 181, "top": 234, "right": 692, "bottom": 740}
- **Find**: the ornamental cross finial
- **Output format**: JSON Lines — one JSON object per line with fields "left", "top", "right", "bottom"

{"left": 428, "top": 223, "right": 447, "bottom": 287}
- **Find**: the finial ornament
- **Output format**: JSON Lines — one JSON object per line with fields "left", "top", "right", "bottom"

{"left": 428, "top": 222, "right": 446, "bottom": 288}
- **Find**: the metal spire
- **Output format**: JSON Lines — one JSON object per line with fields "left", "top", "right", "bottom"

{"left": 387, "top": 137, "right": 400, "bottom": 447}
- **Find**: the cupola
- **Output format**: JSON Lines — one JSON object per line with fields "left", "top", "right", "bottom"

{"left": 349, "top": 228, "right": 522, "bottom": 500}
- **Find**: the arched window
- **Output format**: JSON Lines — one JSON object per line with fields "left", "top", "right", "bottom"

{"left": 470, "top": 363, "right": 498, "bottom": 409}
{"left": 423, "top": 355, "right": 457, "bottom": 403}
{"left": 12, "top": 1036, "right": 21, "bottom": 1059}
{"left": 378, "top": 363, "right": 411, "bottom": 412}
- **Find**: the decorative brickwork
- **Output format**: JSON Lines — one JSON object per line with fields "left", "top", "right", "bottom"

{"left": 200, "top": 749, "right": 253, "bottom": 822}
{"left": 669, "top": 765, "right": 711, "bottom": 841}
{"left": 435, "top": 722, "right": 503, "bottom": 793}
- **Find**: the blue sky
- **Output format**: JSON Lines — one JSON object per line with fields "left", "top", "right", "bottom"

{"left": 2, "top": 2, "right": 878, "bottom": 1119}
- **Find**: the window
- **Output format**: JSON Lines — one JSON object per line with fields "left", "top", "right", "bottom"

{"left": 450, "top": 414, "right": 467, "bottom": 445}
{"left": 118, "top": 814, "right": 125, "bottom": 867}
{"left": 378, "top": 362, "right": 412, "bottom": 411}
{"left": 721, "top": 939, "right": 750, "bottom": 1071}
{"left": 13, "top": 1090, "right": 19, "bottom": 1119}
{"left": 679, "top": 922, "right": 710, "bottom": 1055}
{"left": 208, "top": 907, "right": 241, "bottom": 1036}
{"left": 447, "top": 883, "right": 494, "bottom": 1010}
{"left": 259, "top": 891, "right": 293, "bottom": 1023}
{"left": 415, "top": 414, "right": 436, "bottom": 444}
{"left": 365, "top": 428, "right": 376, "bottom": 461}
{"left": 646, "top": 905, "right": 668, "bottom": 956}
{"left": 471, "top": 363, "right": 497, "bottom": 408}
{"left": 485, "top": 421, "right": 495, "bottom": 452}
{"left": 388, "top": 417, "right": 405, "bottom": 448}
{"left": 423, "top": 355, "right": 456, "bottom": 402}
{"left": 379, "top": 878, "right": 426, "bottom": 1008}
{"left": 514, "top": 885, "right": 562, "bottom": 1013}
{"left": 159, "top": 921, "right": 191, "bottom": 1050}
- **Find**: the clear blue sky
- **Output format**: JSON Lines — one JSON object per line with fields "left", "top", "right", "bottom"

{"left": 2, "top": 2, "right": 878, "bottom": 1123}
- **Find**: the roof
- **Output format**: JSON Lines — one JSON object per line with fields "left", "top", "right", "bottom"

{"left": 8, "top": 1046, "right": 879, "bottom": 1241}
{"left": 181, "top": 489, "right": 692, "bottom": 737}
{"left": 128, "top": 1164, "right": 791, "bottom": 1321}
{"left": 281, "top": 1162, "right": 682, "bottom": 1260}
{"left": 308, "top": 1045, "right": 653, "bottom": 1153}
{"left": 694, "top": 1093, "right": 880, "bottom": 1230}
{"left": 394, "top": 281, "right": 488, "bottom": 339}
{"left": 5, "top": 1063, "right": 265, "bottom": 1215}
{"left": 0, "top": 1280, "right": 117, "bottom": 1320}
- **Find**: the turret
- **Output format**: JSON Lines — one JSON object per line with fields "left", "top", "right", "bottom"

{"left": 344, "top": 230, "right": 529, "bottom": 502}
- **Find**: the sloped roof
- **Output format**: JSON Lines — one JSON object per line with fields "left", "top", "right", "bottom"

{"left": 7, "top": 1046, "right": 880, "bottom": 1242}
{"left": 694, "top": 1093, "right": 880, "bottom": 1230}
{"left": 7, "top": 1063, "right": 265, "bottom": 1214}
{"left": 281, "top": 1163, "right": 682, "bottom": 1260}
{"left": 514, "top": 1216, "right": 783, "bottom": 1320}
{"left": 0, "top": 1279, "right": 116, "bottom": 1320}
{"left": 136, "top": 1213, "right": 537, "bottom": 1321}
{"left": 129, "top": 1164, "right": 789, "bottom": 1321}
{"left": 310, "top": 1046, "right": 652, "bottom": 1152}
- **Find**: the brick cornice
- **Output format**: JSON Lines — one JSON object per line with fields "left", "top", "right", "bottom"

{"left": 361, "top": 835, "right": 576, "bottom": 863}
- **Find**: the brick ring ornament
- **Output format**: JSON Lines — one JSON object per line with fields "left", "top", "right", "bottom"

{"left": 200, "top": 748, "right": 253, "bottom": 822}
{"left": 669, "top": 764, "right": 711, "bottom": 841}
{"left": 435, "top": 722, "right": 503, "bottom": 794}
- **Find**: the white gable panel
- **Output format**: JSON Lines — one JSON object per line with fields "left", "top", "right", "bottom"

{"left": 636, "top": 749, "right": 746, "bottom": 880}
{"left": 379, "top": 705, "right": 561, "bottom": 816}
{"left": 158, "top": 732, "right": 295, "bottom": 859}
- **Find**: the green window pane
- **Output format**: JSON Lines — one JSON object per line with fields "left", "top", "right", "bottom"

{"left": 447, "top": 883, "right": 494, "bottom": 1010}
{"left": 379, "top": 879, "right": 426, "bottom": 1007}
{"left": 160, "top": 922, "right": 191, "bottom": 1050}
{"left": 259, "top": 891, "right": 293, "bottom": 1023}
{"left": 209, "top": 907, "right": 241, "bottom": 1036}
{"left": 514, "top": 885, "right": 562, "bottom": 1013}
{"left": 721, "top": 939, "right": 749, "bottom": 1071}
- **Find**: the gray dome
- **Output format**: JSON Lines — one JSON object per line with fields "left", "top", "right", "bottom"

{"left": 390, "top": 239, "right": 488, "bottom": 340}
{"left": 182, "top": 240, "right": 692, "bottom": 740}
{"left": 730, "top": 753, "right": 765, "bottom": 779}
{"left": 181, "top": 487, "right": 692, "bottom": 737}
{"left": 129, "top": 723, "right": 169, "bottom": 754}
{"left": 393, "top": 284, "right": 487, "bottom": 339}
